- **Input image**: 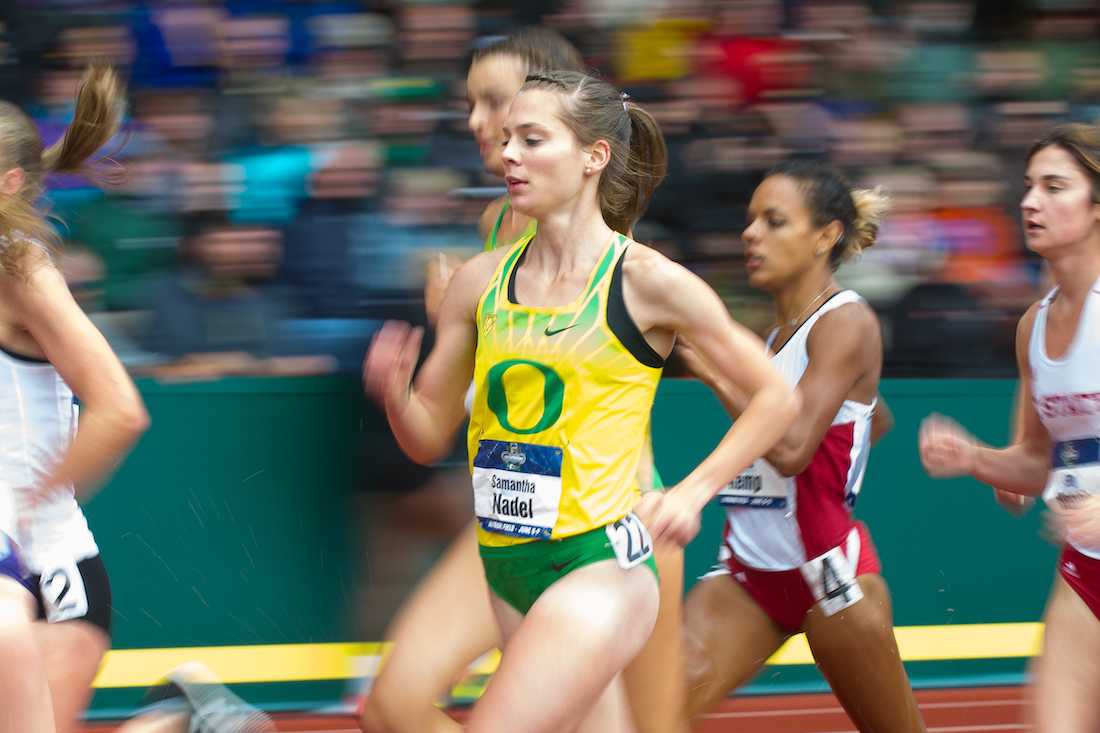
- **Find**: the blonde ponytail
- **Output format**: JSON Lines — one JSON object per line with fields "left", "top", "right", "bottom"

{"left": 0, "top": 64, "right": 125, "bottom": 277}
{"left": 41, "top": 65, "right": 125, "bottom": 183}
{"left": 846, "top": 186, "right": 890, "bottom": 259}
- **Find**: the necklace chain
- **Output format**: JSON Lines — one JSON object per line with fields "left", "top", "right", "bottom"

{"left": 784, "top": 285, "right": 834, "bottom": 328}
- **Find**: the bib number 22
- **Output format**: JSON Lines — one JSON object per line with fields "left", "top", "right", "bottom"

{"left": 606, "top": 513, "right": 653, "bottom": 570}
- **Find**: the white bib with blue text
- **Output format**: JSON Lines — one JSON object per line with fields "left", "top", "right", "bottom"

{"left": 717, "top": 458, "right": 789, "bottom": 509}
{"left": 473, "top": 440, "right": 563, "bottom": 539}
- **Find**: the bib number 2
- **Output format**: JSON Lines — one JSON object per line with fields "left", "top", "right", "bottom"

{"left": 606, "top": 513, "right": 653, "bottom": 570}
{"left": 39, "top": 558, "right": 88, "bottom": 624}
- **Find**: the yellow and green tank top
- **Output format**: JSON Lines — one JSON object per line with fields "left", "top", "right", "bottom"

{"left": 483, "top": 200, "right": 537, "bottom": 252}
{"left": 468, "top": 230, "right": 664, "bottom": 547}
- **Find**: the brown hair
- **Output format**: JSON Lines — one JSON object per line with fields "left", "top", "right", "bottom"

{"left": 1028, "top": 123, "right": 1100, "bottom": 202}
{"left": 521, "top": 71, "right": 668, "bottom": 235}
{"left": 767, "top": 160, "right": 890, "bottom": 269}
{"left": 0, "top": 64, "right": 125, "bottom": 277}
{"left": 472, "top": 27, "right": 586, "bottom": 75}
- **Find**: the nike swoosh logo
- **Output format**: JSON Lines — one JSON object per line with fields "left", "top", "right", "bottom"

{"left": 544, "top": 324, "right": 578, "bottom": 337}
{"left": 550, "top": 561, "right": 572, "bottom": 572}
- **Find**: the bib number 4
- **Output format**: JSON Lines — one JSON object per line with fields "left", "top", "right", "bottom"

{"left": 799, "top": 527, "right": 864, "bottom": 617}
{"left": 606, "top": 513, "right": 653, "bottom": 570}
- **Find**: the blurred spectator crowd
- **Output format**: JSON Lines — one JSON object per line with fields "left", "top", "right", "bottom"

{"left": 9, "top": 0, "right": 1100, "bottom": 378}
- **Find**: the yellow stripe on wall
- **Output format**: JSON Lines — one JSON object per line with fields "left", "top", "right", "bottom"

{"left": 94, "top": 642, "right": 385, "bottom": 688}
{"left": 94, "top": 622, "right": 1044, "bottom": 688}
{"left": 768, "top": 622, "right": 1044, "bottom": 665}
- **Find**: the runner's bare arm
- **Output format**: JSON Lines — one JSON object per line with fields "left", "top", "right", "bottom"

{"left": 627, "top": 248, "right": 799, "bottom": 509}
{"left": 765, "top": 304, "right": 878, "bottom": 476}
{"left": 365, "top": 252, "right": 500, "bottom": 464}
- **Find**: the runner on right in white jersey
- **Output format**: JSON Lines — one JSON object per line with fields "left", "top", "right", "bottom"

{"left": 920, "top": 123, "right": 1100, "bottom": 732}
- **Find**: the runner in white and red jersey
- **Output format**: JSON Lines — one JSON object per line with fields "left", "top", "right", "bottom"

{"left": 678, "top": 160, "right": 926, "bottom": 732}
{"left": 920, "top": 123, "right": 1100, "bottom": 732}
{"left": 716, "top": 288, "right": 878, "bottom": 610}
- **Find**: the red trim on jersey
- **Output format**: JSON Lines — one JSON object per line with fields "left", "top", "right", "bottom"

{"left": 795, "top": 421, "right": 857, "bottom": 559}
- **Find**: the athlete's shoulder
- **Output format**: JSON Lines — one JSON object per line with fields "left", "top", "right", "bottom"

{"left": 478, "top": 196, "right": 510, "bottom": 241}
{"left": 620, "top": 240, "right": 689, "bottom": 294}
{"left": 452, "top": 245, "right": 513, "bottom": 296}
{"left": 805, "top": 294, "right": 879, "bottom": 353}
{"left": 1013, "top": 298, "right": 1048, "bottom": 373}
{"left": 814, "top": 292, "right": 878, "bottom": 330}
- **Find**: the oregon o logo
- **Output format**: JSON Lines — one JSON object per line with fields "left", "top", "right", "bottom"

{"left": 486, "top": 359, "right": 564, "bottom": 434}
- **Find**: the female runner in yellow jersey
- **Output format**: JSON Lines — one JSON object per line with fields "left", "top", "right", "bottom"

{"left": 364, "top": 70, "right": 798, "bottom": 733}
{"left": 362, "top": 30, "right": 689, "bottom": 733}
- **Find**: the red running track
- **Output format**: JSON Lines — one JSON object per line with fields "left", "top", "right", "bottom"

{"left": 84, "top": 686, "right": 1030, "bottom": 732}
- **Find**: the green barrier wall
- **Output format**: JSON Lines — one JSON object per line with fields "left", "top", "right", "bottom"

{"left": 85, "top": 377, "right": 362, "bottom": 713}
{"left": 85, "top": 377, "right": 1053, "bottom": 712}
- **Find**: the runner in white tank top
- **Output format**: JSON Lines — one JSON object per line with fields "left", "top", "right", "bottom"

{"left": 719, "top": 290, "right": 875, "bottom": 570}
{"left": 679, "top": 161, "right": 925, "bottom": 733}
{"left": 0, "top": 64, "right": 144, "bottom": 733}
{"left": 1, "top": 349, "right": 100, "bottom": 571}
{"left": 919, "top": 124, "right": 1100, "bottom": 732}
{"left": 0, "top": 66, "right": 275, "bottom": 733}
{"left": 1029, "top": 282, "right": 1100, "bottom": 559}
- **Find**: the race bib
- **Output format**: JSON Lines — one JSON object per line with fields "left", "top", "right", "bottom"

{"left": 473, "top": 440, "right": 563, "bottom": 539}
{"left": 39, "top": 557, "right": 89, "bottom": 624}
{"left": 1045, "top": 439, "right": 1100, "bottom": 510}
{"left": 605, "top": 513, "right": 653, "bottom": 570}
{"left": 799, "top": 527, "right": 863, "bottom": 617}
{"left": 1045, "top": 469, "right": 1100, "bottom": 510}
{"left": 717, "top": 459, "right": 788, "bottom": 509}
